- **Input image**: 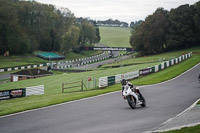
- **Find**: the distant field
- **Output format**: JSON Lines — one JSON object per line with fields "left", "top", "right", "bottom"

{"left": 0, "top": 47, "right": 199, "bottom": 116}
{"left": 99, "top": 26, "right": 131, "bottom": 47}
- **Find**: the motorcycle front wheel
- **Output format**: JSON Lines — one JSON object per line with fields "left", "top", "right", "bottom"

{"left": 127, "top": 95, "right": 136, "bottom": 109}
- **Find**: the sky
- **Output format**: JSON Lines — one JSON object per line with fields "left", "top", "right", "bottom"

{"left": 33, "top": 0, "right": 199, "bottom": 23}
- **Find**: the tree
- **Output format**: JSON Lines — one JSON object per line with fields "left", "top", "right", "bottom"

{"left": 0, "top": 0, "right": 98, "bottom": 55}
{"left": 60, "top": 25, "right": 80, "bottom": 55}
{"left": 130, "top": 2, "right": 200, "bottom": 55}
{"left": 0, "top": 0, "right": 30, "bottom": 54}
{"left": 166, "top": 4, "right": 195, "bottom": 50}
{"left": 193, "top": 1, "right": 200, "bottom": 44}
{"left": 130, "top": 8, "right": 169, "bottom": 55}
{"left": 78, "top": 21, "right": 97, "bottom": 47}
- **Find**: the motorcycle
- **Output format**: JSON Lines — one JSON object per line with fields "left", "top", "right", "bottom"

{"left": 122, "top": 85, "right": 146, "bottom": 109}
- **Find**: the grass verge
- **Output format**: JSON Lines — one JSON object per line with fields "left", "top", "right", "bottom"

{"left": 0, "top": 51, "right": 102, "bottom": 69}
{"left": 160, "top": 125, "right": 200, "bottom": 133}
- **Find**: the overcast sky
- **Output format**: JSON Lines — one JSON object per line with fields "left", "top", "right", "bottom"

{"left": 34, "top": 0, "right": 199, "bottom": 23}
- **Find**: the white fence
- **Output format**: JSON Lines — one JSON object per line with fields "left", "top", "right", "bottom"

{"left": 98, "top": 52, "right": 192, "bottom": 88}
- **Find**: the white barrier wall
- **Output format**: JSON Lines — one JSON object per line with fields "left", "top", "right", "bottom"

{"left": 98, "top": 52, "right": 192, "bottom": 88}
{"left": 175, "top": 58, "right": 178, "bottom": 64}
{"left": 182, "top": 55, "right": 185, "bottom": 60}
{"left": 99, "top": 77, "right": 108, "bottom": 88}
{"left": 161, "top": 63, "right": 165, "bottom": 70}
{"left": 166, "top": 61, "right": 169, "bottom": 67}
{"left": 171, "top": 59, "right": 174, "bottom": 65}
{"left": 26, "top": 85, "right": 44, "bottom": 96}
{"left": 155, "top": 65, "right": 159, "bottom": 72}
{"left": 179, "top": 56, "right": 182, "bottom": 62}
{"left": 124, "top": 71, "right": 139, "bottom": 80}
{"left": 115, "top": 74, "right": 123, "bottom": 83}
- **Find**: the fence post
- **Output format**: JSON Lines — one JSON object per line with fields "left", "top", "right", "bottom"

{"left": 81, "top": 80, "right": 83, "bottom": 91}
{"left": 62, "top": 83, "right": 64, "bottom": 93}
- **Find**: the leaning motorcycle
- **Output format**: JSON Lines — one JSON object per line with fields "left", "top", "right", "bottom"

{"left": 122, "top": 85, "right": 146, "bottom": 109}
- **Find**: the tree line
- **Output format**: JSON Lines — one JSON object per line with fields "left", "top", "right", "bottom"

{"left": 130, "top": 2, "right": 200, "bottom": 55}
{"left": 0, "top": 0, "right": 100, "bottom": 55}
{"left": 96, "top": 19, "right": 129, "bottom": 27}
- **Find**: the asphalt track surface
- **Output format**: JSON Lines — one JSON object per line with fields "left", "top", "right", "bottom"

{"left": 0, "top": 64, "right": 200, "bottom": 133}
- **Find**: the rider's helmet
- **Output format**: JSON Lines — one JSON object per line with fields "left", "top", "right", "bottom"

{"left": 121, "top": 79, "right": 127, "bottom": 86}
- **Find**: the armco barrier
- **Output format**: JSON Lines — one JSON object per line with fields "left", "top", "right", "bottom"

{"left": 0, "top": 64, "right": 46, "bottom": 73}
{"left": 98, "top": 52, "right": 192, "bottom": 88}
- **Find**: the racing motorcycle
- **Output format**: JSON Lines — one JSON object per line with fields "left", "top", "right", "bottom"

{"left": 122, "top": 85, "right": 146, "bottom": 109}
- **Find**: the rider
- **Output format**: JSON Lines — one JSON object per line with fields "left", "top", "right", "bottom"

{"left": 121, "top": 79, "right": 142, "bottom": 103}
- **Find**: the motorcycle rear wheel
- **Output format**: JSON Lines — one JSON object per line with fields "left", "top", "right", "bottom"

{"left": 140, "top": 94, "right": 146, "bottom": 107}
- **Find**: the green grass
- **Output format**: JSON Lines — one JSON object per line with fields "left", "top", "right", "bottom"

{"left": 0, "top": 54, "right": 48, "bottom": 68}
{"left": 99, "top": 26, "right": 131, "bottom": 47}
{"left": 0, "top": 51, "right": 102, "bottom": 69}
{"left": 64, "top": 51, "right": 102, "bottom": 60}
{"left": 160, "top": 125, "right": 200, "bottom": 133}
{"left": 102, "top": 47, "right": 199, "bottom": 68}
{"left": 0, "top": 47, "right": 199, "bottom": 116}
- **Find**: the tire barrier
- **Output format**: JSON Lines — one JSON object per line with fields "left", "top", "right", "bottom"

{"left": 0, "top": 63, "right": 47, "bottom": 73}
{"left": 98, "top": 52, "right": 192, "bottom": 88}
{"left": 102, "top": 61, "right": 160, "bottom": 68}
{"left": 55, "top": 52, "right": 111, "bottom": 69}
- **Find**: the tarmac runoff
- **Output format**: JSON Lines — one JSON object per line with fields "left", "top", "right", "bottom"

{"left": 144, "top": 99, "right": 200, "bottom": 133}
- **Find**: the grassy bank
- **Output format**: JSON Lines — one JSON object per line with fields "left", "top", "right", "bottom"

{"left": 0, "top": 47, "right": 199, "bottom": 116}
{"left": 102, "top": 47, "right": 199, "bottom": 68}
{"left": 161, "top": 125, "right": 200, "bottom": 133}
{"left": 0, "top": 51, "right": 102, "bottom": 69}
{"left": 0, "top": 54, "right": 48, "bottom": 69}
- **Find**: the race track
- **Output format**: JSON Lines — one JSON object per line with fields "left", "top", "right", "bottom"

{"left": 0, "top": 64, "right": 200, "bottom": 133}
